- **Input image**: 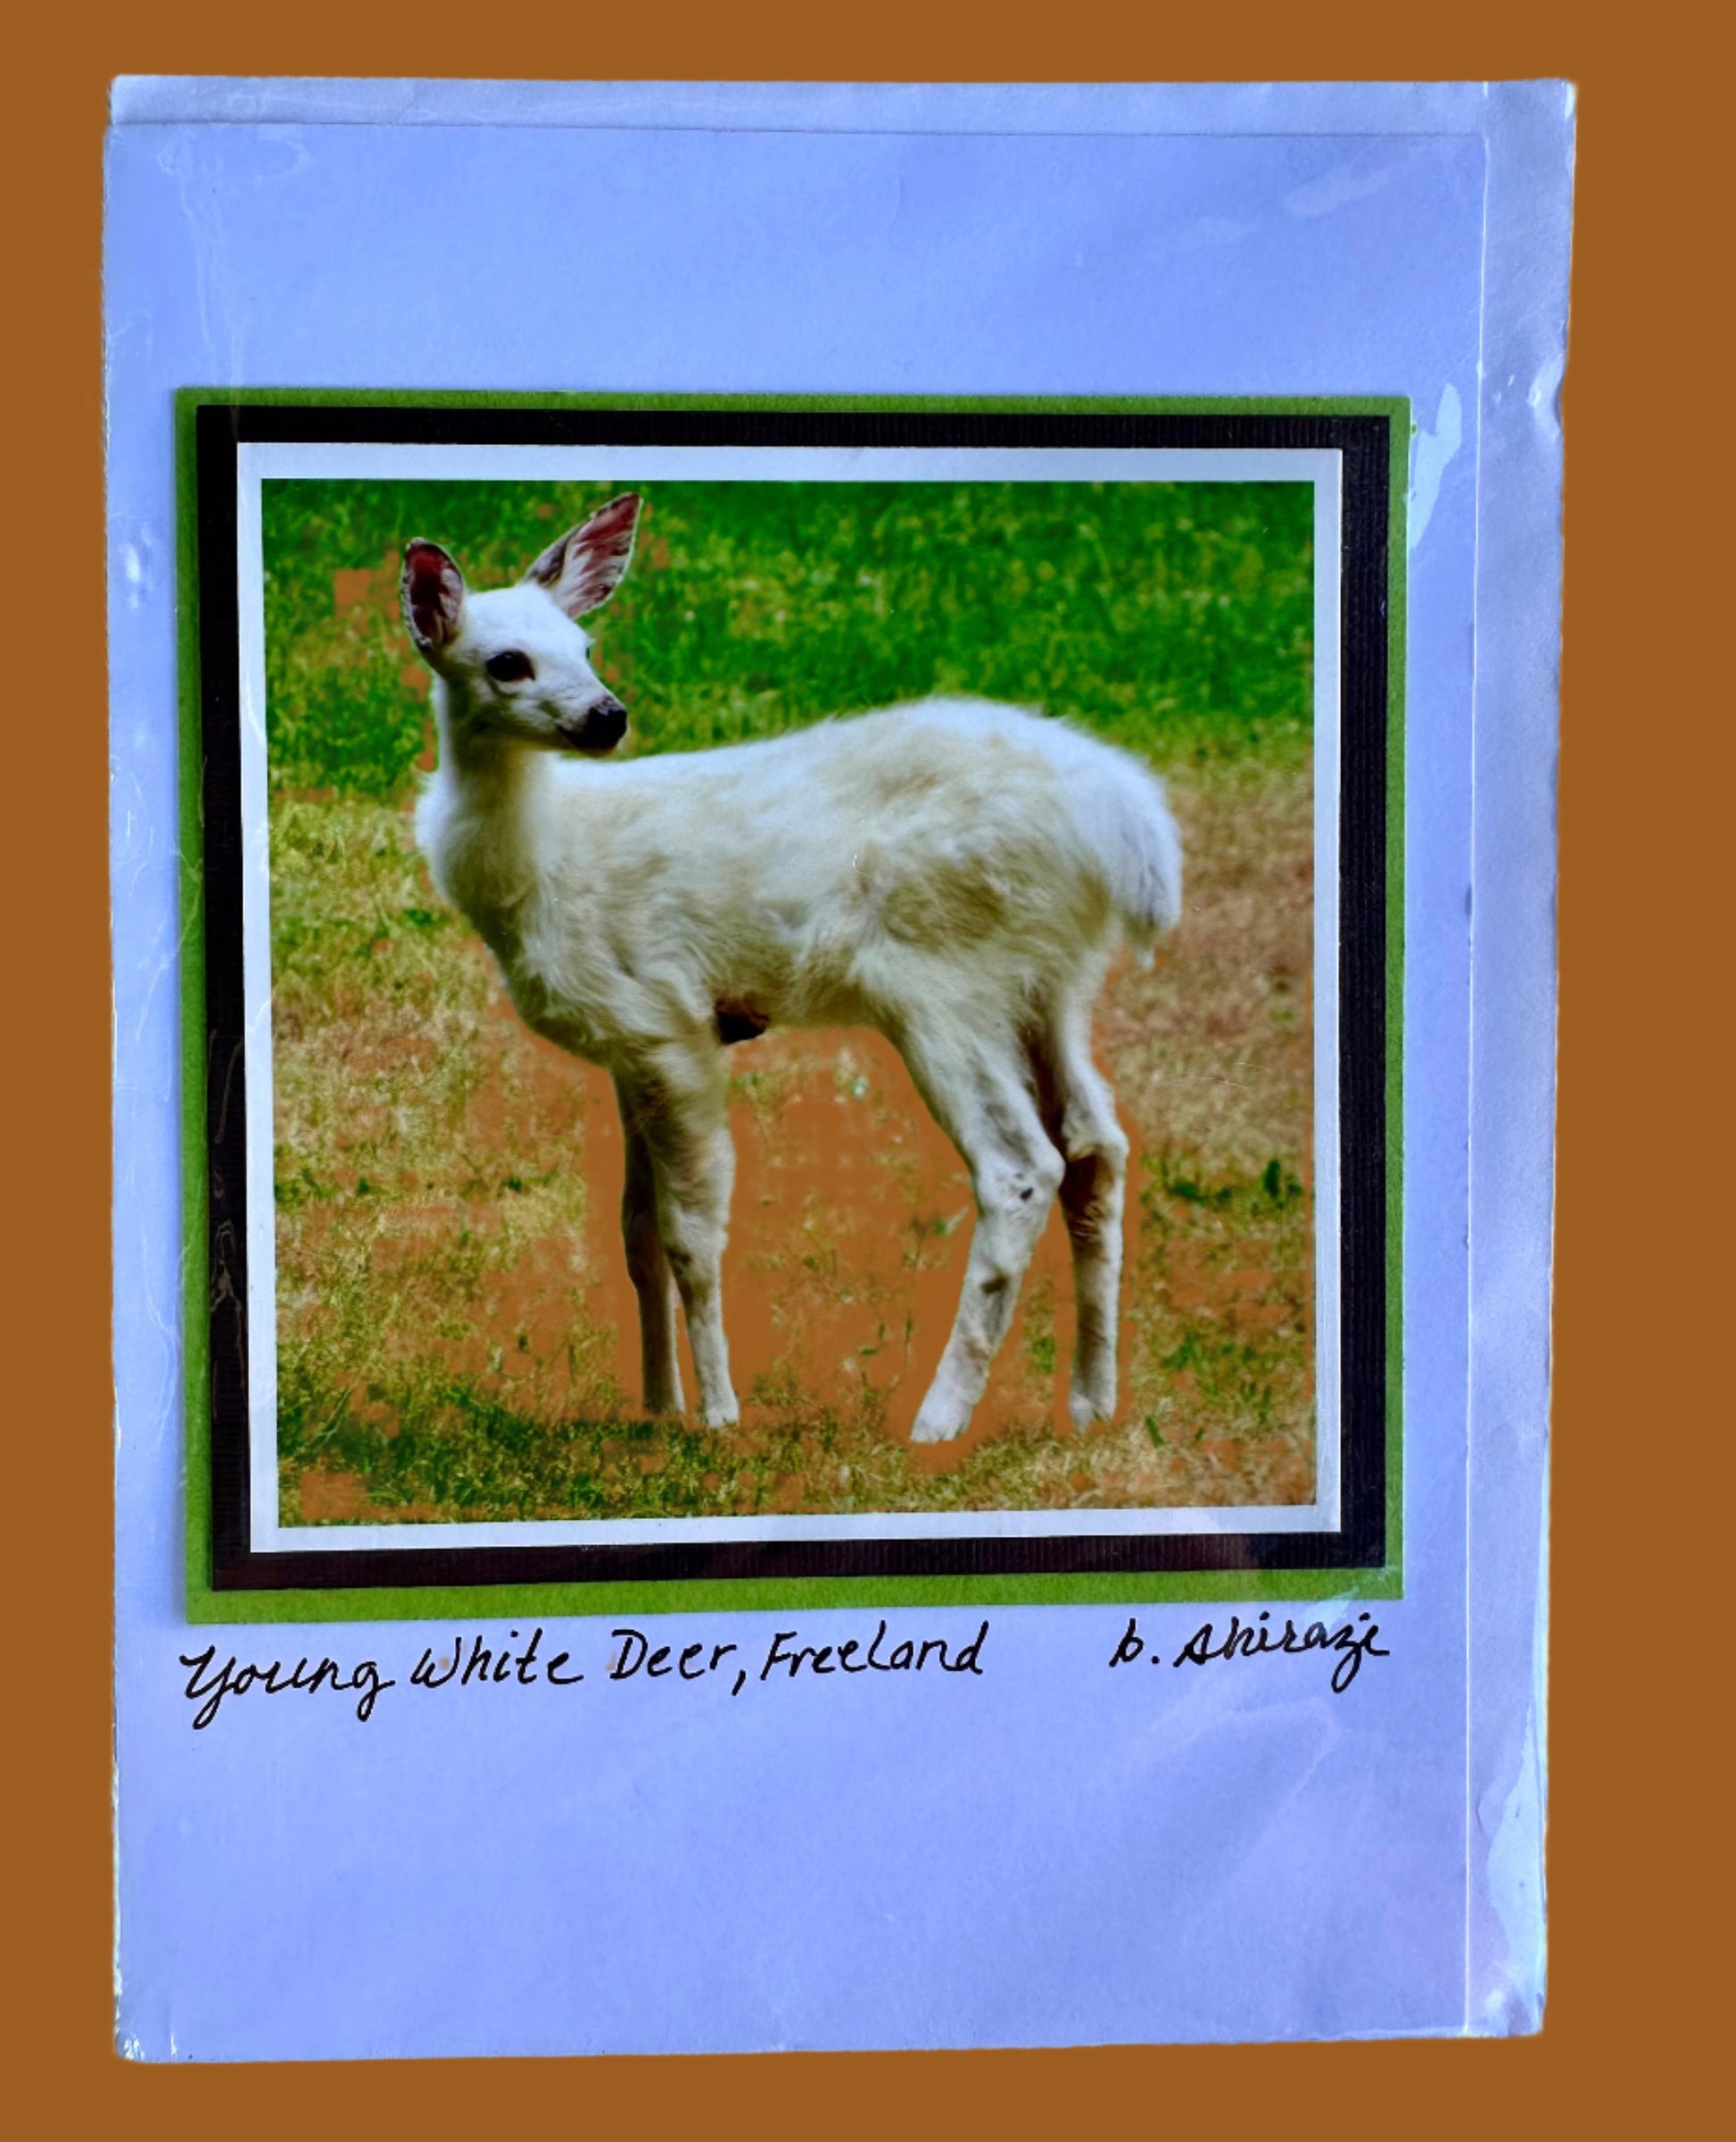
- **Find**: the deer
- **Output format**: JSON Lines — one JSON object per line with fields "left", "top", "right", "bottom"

{"left": 401, "top": 494, "right": 1181, "bottom": 1444}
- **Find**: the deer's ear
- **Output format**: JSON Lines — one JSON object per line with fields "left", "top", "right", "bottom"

{"left": 401, "top": 542, "right": 467, "bottom": 654}
{"left": 523, "top": 493, "right": 641, "bottom": 618}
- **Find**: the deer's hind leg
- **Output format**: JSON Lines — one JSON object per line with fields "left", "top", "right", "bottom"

{"left": 899, "top": 1015, "right": 1066, "bottom": 1444}
{"left": 1029, "top": 1002, "right": 1130, "bottom": 1429}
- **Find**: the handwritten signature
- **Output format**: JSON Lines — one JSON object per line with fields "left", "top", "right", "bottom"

{"left": 1108, "top": 1611, "right": 1391, "bottom": 1691}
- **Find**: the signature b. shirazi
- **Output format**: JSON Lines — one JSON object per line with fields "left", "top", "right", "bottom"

{"left": 401, "top": 497, "right": 1182, "bottom": 1445}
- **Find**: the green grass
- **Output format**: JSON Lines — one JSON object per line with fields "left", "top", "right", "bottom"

{"left": 263, "top": 478, "right": 1312, "bottom": 795}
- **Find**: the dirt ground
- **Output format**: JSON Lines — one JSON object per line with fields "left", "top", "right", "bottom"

{"left": 274, "top": 758, "right": 1316, "bottom": 1525}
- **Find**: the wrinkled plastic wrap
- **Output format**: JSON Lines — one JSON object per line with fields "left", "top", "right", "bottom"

{"left": 107, "top": 78, "right": 1571, "bottom": 2057}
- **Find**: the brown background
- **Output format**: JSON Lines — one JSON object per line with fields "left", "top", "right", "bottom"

{"left": 5, "top": 4, "right": 1723, "bottom": 2130}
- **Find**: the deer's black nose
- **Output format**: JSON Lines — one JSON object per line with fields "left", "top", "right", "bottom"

{"left": 561, "top": 698, "right": 628, "bottom": 754}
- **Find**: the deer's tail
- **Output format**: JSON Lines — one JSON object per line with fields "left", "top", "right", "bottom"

{"left": 1071, "top": 745, "right": 1184, "bottom": 959}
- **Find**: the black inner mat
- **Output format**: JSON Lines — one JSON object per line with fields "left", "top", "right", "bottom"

{"left": 194, "top": 401, "right": 1392, "bottom": 1592}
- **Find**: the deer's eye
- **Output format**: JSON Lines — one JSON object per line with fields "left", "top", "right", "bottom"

{"left": 485, "top": 649, "right": 533, "bottom": 683}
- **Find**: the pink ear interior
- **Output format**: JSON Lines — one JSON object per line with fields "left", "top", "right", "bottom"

{"left": 533, "top": 493, "right": 641, "bottom": 617}
{"left": 403, "top": 542, "right": 463, "bottom": 649}
{"left": 580, "top": 492, "right": 641, "bottom": 558}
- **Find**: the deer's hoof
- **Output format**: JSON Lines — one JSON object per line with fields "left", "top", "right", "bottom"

{"left": 1069, "top": 1371, "right": 1117, "bottom": 1431}
{"left": 910, "top": 1396, "right": 971, "bottom": 1443}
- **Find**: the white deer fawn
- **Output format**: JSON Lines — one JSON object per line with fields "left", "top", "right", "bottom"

{"left": 401, "top": 495, "right": 1182, "bottom": 1443}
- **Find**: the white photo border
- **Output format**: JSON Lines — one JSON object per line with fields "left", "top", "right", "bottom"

{"left": 234, "top": 438, "right": 1343, "bottom": 1556}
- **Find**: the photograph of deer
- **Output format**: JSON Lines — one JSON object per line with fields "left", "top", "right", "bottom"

{"left": 260, "top": 468, "right": 1317, "bottom": 1528}
{"left": 401, "top": 495, "right": 1183, "bottom": 1444}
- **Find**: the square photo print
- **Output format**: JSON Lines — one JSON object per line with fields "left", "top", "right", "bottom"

{"left": 183, "top": 396, "right": 1401, "bottom": 1616}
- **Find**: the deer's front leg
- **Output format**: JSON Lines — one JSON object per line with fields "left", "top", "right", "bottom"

{"left": 616, "top": 1082, "right": 685, "bottom": 1417}
{"left": 621, "top": 1046, "right": 740, "bottom": 1430}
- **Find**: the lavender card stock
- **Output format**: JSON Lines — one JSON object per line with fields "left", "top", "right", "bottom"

{"left": 108, "top": 78, "right": 1573, "bottom": 2057}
